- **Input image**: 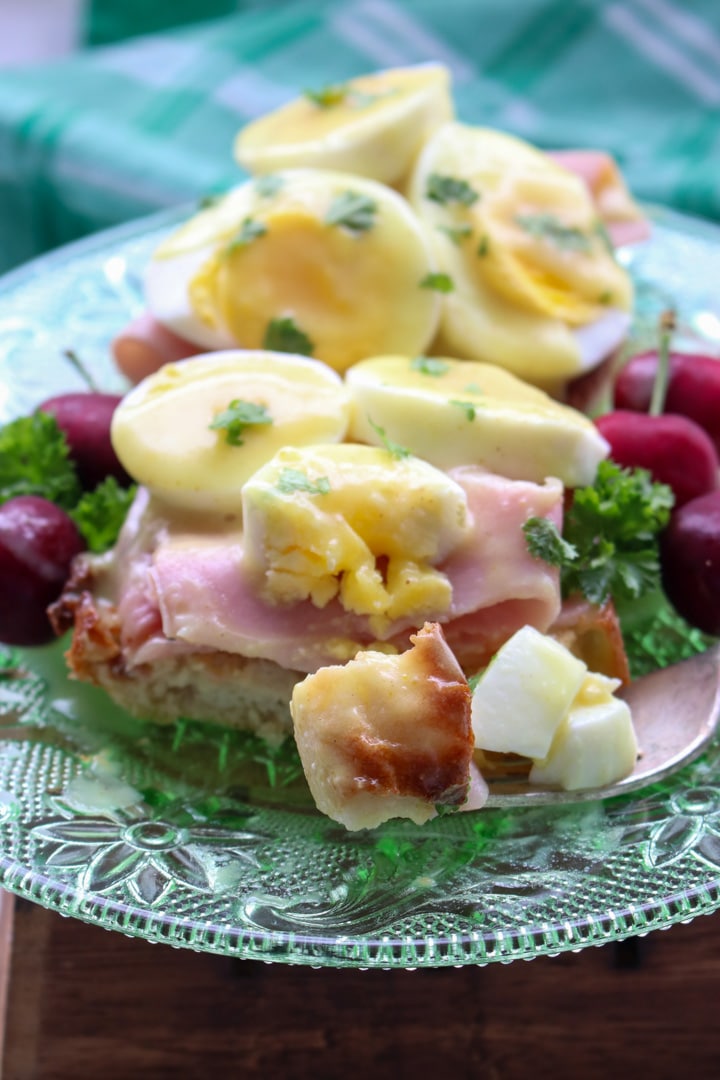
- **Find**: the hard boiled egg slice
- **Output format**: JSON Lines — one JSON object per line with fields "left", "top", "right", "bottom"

{"left": 347, "top": 354, "right": 609, "bottom": 488}
{"left": 242, "top": 443, "right": 471, "bottom": 636}
{"left": 234, "top": 64, "right": 453, "bottom": 188}
{"left": 110, "top": 350, "right": 351, "bottom": 513}
{"left": 146, "top": 169, "right": 441, "bottom": 374}
{"left": 407, "top": 123, "right": 633, "bottom": 384}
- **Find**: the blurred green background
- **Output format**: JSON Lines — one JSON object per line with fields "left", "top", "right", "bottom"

{"left": 1, "top": 0, "right": 718, "bottom": 273}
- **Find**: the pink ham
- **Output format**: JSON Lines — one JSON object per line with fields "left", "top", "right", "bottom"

{"left": 112, "top": 312, "right": 200, "bottom": 384}
{"left": 549, "top": 149, "right": 651, "bottom": 247}
{"left": 137, "top": 468, "right": 562, "bottom": 673}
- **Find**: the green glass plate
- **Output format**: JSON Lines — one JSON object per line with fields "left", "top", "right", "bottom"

{"left": 1, "top": 206, "right": 720, "bottom": 970}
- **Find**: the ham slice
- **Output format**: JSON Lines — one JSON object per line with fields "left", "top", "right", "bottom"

{"left": 141, "top": 468, "right": 562, "bottom": 673}
{"left": 112, "top": 312, "right": 199, "bottom": 384}
{"left": 549, "top": 149, "right": 650, "bottom": 247}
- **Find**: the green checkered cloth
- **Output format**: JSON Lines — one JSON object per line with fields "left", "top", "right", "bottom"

{"left": 1, "top": 0, "right": 719, "bottom": 273}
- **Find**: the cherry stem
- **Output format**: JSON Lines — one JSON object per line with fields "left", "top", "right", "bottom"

{"left": 62, "top": 349, "right": 99, "bottom": 392}
{"left": 649, "top": 309, "right": 676, "bottom": 417}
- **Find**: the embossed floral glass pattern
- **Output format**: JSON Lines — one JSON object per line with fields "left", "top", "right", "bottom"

{"left": 0, "top": 207, "right": 720, "bottom": 968}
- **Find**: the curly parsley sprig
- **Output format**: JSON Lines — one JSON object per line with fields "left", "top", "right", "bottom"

{"left": 0, "top": 410, "right": 135, "bottom": 553}
{"left": 523, "top": 460, "right": 674, "bottom": 606}
{"left": 0, "top": 411, "right": 81, "bottom": 510}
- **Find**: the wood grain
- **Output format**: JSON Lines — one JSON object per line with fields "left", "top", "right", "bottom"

{"left": 4, "top": 900, "right": 720, "bottom": 1079}
{"left": 0, "top": 891, "right": 14, "bottom": 1073}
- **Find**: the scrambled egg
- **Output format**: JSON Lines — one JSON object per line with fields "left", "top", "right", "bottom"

{"left": 146, "top": 169, "right": 440, "bottom": 373}
{"left": 241, "top": 444, "right": 472, "bottom": 635}
{"left": 234, "top": 63, "right": 453, "bottom": 187}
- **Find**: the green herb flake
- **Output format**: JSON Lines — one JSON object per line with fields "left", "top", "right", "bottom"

{"left": 325, "top": 191, "right": 378, "bottom": 234}
{"left": 593, "top": 219, "right": 615, "bottom": 253}
{"left": 450, "top": 399, "right": 477, "bottom": 421}
{"left": 225, "top": 217, "right": 267, "bottom": 253}
{"left": 304, "top": 82, "right": 392, "bottom": 111}
{"left": 467, "top": 670, "right": 484, "bottom": 693}
{"left": 476, "top": 234, "right": 490, "bottom": 257}
{"left": 0, "top": 411, "right": 81, "bottom": 510}
{"left": 523, "top": 516, "right": 578, "bottom": 567}
{"left": 368, "top": 418, "right": 411, "bottom": 459}
{"left": 303, "top": 83, "right": 348, "bottom": 108}
{"left": 263, "top": 316, "right": 314, "bottom": 356}
{"left": 420, "top": 272, "right": 454, "bottom": 293}
{"left": 425, "top": 173, "right": 479, "bottom": 207}
{"left": 598, "top": 290, "right": 613, "bottom": 305}
{"left": 254, "top": 174, "right": 284, "bottom": 197}
{"left": 410, "top": 356, "right": 450, "bottom": 377}
{"left": 437, "top": 223, "right": 472, "bottom": 245}
{"left": 198, "top": 192, "right": 223, "bottom": 210}
{"left": 515, "top": 212, "right": 592, "bottom": 253}
{"left": 523, "top": 460, "right": 674, "bottom": 606}
{"left": 72, "top": 477, "right": 137, "bottom": 554}
{"left": 464, "top": 382, "right": 483, "bottom": 394}
{"left": 209, "top": 400, "right": 273, "bottom": 447}
{"left": 276, "top": 468, "right": 331, "bottom": 496}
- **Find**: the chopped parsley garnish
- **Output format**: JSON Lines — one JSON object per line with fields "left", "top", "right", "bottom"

{"left": 198, "top": 192, "right": 223, "bottom": 210}
{"left": 225, "top": 217, "right": 267, "bottom": 253}
{"left": 71, "top": 477, "right": 137, "bottom": 554}
{"left": 209, "top": 400, "right": 273, "bottom": 446}
{"left": 437, "top": 223, "right": 472, "bottom": 245}
{"left": 464, "top": 382, "right": 483, "bottom": 394}
{"left": 420, "top": 272, "right": 454, "bottom": 293}
{"left": 325, "top": 191, "right": 377, "bottom": 234}
{"left": 450, "top": 399, "right": 477, "bottom": 421}
{"left": 523, "top": 460, "right": 674, "bottom": 606}
{"left": 303, "top": 83, "right": 349, "bottom": 108}
{"left": 0, "top": 411, "right": 81, "bottom": 510}
{"left": 598, "top": 290, "right": 613, "bottom": 305}
{"left": 254, "top": 174, "right": 283, "bottom": 197}
{"left": 476, "top": 234, "right": 490, "bottom": 257}
{"left": 425, "top": 173, "right": 479, "bottom": 207}
{"left": 467, "top": 670, "right": 484, "bottom": 693}
{"left": 515, "top": 212, "right": 591, "bottom": 253}
{"left": 263, "top": 316, "right": 314, "bottom": 356}
{"left": 410, "top": 356, "right": 450, "bottom": 376}
{"left": 523, "top": 517, "right": 578, "bottom": 567}
{"left": 368, "top": 418, "right": 411, "bottom": 459}
{"left": 276, "top": 468, "right": 331, "bottom": 496}
{"left": 593, "top": 219, "right": 614, "bottom": 253}
{"left": 303, "top": 83, "right": 388, "bottom": 110}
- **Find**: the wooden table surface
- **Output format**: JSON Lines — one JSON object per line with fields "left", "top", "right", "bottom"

{"left": 2, "top": 891, "right": 720, "bottom": 1079}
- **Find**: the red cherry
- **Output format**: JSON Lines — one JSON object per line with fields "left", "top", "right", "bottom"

{"left": 38, "top": 393, "right": 129, "bottom": 490}
{"left": 595, "top": 410, "right": 718, "bottom": 508}
{"left": 614, "top": 351, "right": 720, "bottom": 454}
{"left": 660, "top": 489, "right": 720, "bottom": 635}
{"left": 0, "top": 496, "right": 85, "bottom": 646}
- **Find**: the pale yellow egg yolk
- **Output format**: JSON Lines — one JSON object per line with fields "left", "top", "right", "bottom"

{"left": 186, "top": 197, "right": 433, "bottom": 373}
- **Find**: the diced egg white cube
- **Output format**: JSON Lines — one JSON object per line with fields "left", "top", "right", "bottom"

{"left": 529, "top": 680, "right": 638, "bottom": 791}
{"left": 471, "top": 625, "right": 587, "bottom": 760}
